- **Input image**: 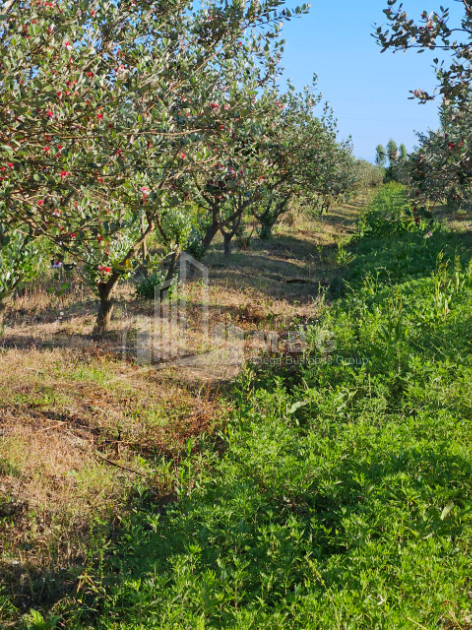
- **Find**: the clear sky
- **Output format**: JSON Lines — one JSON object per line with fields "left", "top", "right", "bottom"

{"left": 279, "top": 0, "right": 461, "bottom": 162}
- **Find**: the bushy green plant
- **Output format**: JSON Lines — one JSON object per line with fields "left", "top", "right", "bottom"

{"left": 0, "top": 224, "right": 48, "bottom": 318}
{"left": 61, "top": 262, "right": 472, "bottom": 629}
{"left": 357, "top": 182, "right": 417, "bottom": 237}
{"left": 185, "top": 230, "right": 208, "bottom": 262}
{"left": 135, "top": 272, "right": 165, "bottom": 301}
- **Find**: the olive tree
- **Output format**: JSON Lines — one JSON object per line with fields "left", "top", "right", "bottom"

{"left": 251, "top": 80, "right": 344, "bottom": 240}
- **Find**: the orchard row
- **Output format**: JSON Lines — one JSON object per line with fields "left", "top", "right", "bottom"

{"left": 0, "top": 0, "right": 379, "bottom": 332}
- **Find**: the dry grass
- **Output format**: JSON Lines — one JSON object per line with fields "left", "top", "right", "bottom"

{"left": 0, "top": 345, "right": 223, "bottom": 613}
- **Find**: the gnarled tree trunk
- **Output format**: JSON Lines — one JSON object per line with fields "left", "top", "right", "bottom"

{"left": 93, "top": 218, "right": 156, "bottom": 336}
{"left": 257, "top": 198, "right": 289, "bottom": 240}
{"left": 165, "top": 247, "right": 181, "bottom": 284}
{"left": 221, "top": 210, "right": 243, "bottom": 257}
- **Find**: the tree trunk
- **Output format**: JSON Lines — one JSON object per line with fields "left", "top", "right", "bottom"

{"left": 95, "top": 282, "right": 115, "bottom": 335}
{"left": 202, "top": 222, "right": 219, "bottom": 253}
{"left": 259, "top": 220, "right": 274, "bottom": 240}
{"left": 140, "top": 213, "right": 149, "bottom": 272}
{"left": 94, "top": 219, "right": 155, "bottom": 336}
{"left": 0, "top": 301, "right": 5, "bottom": 329}
{"left": 165, "top": 248, "right": 180, "bottom": 283}
{"left": 223, "top": 232, "right": 232, "bottom": 257}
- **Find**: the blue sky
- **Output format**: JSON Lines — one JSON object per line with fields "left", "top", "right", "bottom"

{"left": 279, "top": 1, "right": 460, "bottom": 161}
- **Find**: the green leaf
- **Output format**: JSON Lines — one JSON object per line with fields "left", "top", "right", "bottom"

{"left": 440, "top": 503, "right": 454, "bottom": 520}
{"left": 287, "top": 401, "right": 309, "bottom": 415}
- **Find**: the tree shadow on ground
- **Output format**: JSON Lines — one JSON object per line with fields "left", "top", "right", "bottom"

{"left": 203, "top": 234, "right": 344, "bottom": 302}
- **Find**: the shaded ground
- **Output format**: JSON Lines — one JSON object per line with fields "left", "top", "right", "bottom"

{"left": 205, "top": 194, "right": 364, "bottom": 300}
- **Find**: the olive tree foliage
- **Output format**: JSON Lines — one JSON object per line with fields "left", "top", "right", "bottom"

{"left": 377, "top": 0, "right": 472, "bottom": 107}
{"left": 0, "top": 220, "right": 46, "bottom": 321}
{"left": 376, "top": 0, "right": 472, "bottom": 209}
{"left": 180, "top": 51, "right": 291, "bottom": 258}
{"left": 310, "top": 146, "right": 359, "bottom": 215}
{"left": 0, "top": 0, "right": 307, "bottom": 332}
{"left": 408, "top": 104, "right": 472, "bottom": 210}
{"left": 143, "top": 14, "right": 303, "bottom": 263}
{"left": 351, "top": 158, "right": 385, "bottom": 192}
{"left": 194, "top": 77, "right": 346, "bottom": 249}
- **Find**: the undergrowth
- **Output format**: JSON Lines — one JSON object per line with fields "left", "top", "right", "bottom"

{"left": 9, "top": 185, "right": 472, "bottom": 629}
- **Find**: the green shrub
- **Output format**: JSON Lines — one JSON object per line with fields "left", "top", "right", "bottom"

{"left": 135, "top": 272, "right": 164, "bottom": 300}
{"left": 185, "top": 231, "right": 207, "bottom": 262}
{"left": 357, "top": 182, "right": 416, "bottom": 237}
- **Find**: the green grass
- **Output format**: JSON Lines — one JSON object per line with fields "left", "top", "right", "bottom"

{"left": 11, "top": 185, "right": 472, "bottom": 629}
